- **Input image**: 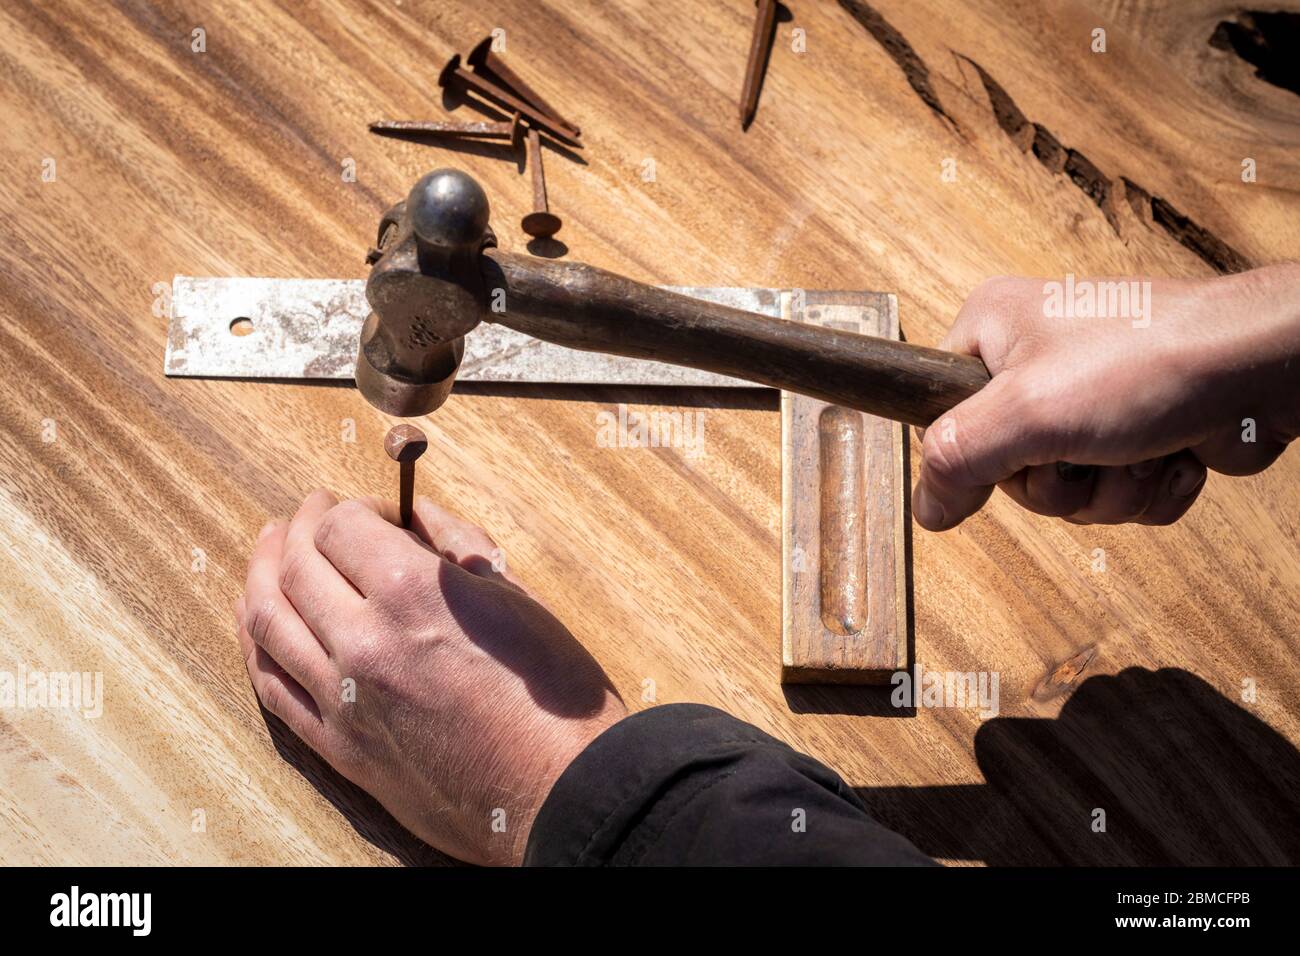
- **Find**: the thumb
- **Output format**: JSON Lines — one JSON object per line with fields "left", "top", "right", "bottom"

{"left": 913, "top": 375, "right": 1038, "bottom": 531}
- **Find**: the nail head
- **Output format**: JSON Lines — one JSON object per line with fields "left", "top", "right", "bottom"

{"left": 385, "top": 424, "right": 429, "bottom": 462}
{"left": 521, "top": 211, "right": 563, "bottom": 239}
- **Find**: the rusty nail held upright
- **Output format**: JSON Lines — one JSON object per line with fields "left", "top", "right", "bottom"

{"left": 384, "top": 424, "right": 428, "bottom": 529}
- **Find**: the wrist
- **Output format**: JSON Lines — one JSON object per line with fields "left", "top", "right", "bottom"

{"left": 499, "top": 693, "right": 628, "bottom": 866}
{"left": 1182, "top": 265, "right": 1300, "bottom": 438}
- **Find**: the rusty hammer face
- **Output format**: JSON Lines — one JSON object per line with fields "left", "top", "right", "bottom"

{"left": 354, "top": 168, "right": 496, "bottom": 416}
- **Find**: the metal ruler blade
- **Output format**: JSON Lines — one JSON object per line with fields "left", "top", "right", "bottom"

{"left": 165, "top": 276, "right": 780, "bottom": 387}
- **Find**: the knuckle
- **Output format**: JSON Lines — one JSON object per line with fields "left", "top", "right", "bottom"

{"left": 961, "top": 277, "right": 1040, "bottom": 355}
{"left": 999, "top": 381, "right": 1061, "bottom": 452}
{"left": 970, "top": 275, "right": 1013, "bottom": 301}
{"left": 314, "top": 499, "right": 364, "bottom": 555}
{"left": 380, "top": 556, "right": 427, "bottom": 598}
{"left": 383, "top": 562, "right": 411, "bottom": 593}
{"left": 245, "top": 597, "right": 279, "bottom": 650}
{"left": 968, "top": 276, "right": 1027, "bottom": 315}
{"left": 277, "top": 547, "right": 310, "bottom": 597}
{"left": 339, "top": 632, "right": 391, "bottom": 684}
{"left": 306, "top": 487, "right": 337, "bottom": 508}
{"left": 313, "top": 509, "right": 341, "bottom": 555}
{"left": 442, "top": 528, "right": 493, "bottom": 562}
{"left": 1000, "top": 377, "right": 1046, "bottom": 430}
{"left": 922, "top": 427, "right": 977, "bottom": 487}
{"left": 258, "top": 674, "right": 287, "bottom": 716}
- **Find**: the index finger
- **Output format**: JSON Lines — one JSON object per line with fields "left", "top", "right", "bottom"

{"left": 316, "top": 496, "right": 522, "bottom": 592}
{"left": 312, "top": 498, "right": 444, "bottom": 599}
{"left": 939, "top": 276, "right": 1039, "bottom": 366}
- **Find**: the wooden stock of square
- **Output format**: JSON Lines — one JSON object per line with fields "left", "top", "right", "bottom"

{"left": 781, "top": 291, "right": 909, "bottom": 684}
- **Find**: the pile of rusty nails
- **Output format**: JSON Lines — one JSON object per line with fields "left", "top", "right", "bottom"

{"left": 369, "top": 36, "right": 580, "bottom": 244}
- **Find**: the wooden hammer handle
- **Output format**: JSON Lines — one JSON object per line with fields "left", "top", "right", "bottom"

{"left": 483, "top": 251, "right": 990, "bottom": 427}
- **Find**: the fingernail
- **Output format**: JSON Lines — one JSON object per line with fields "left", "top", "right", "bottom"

{"left": 1126, "top": 458, "right": 1159, "bottom": 480}
{"left": 913, "top": 484, "right": 946, "bottom": 529}
{"left": 1169, "top": 466, "right": 1206, "bottom": 498}
{"left": 258, "top": 522, "right": 276, "bottom": 541}
{"left": 1056, "top": 462, "right": 1095, "bottom": 482}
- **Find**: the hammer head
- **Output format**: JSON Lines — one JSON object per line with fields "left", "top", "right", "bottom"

{"left": 355, "top": 168, "right": 495, "bottom": 416}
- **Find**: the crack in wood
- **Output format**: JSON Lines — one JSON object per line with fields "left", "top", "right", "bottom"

{"left": 839, "top": 0, "right": 958, "bottom": 129}
{"left": 1063, "top": 149, "right": 1121, "bottom": 234}
{"left": 959, "top": 55, "right": 1252, "bottom": 273}
{"left": 833, "top": 3, "right": 1258, "bottom": 275}
{"left": 958, "top": 54, "right": 1122, "bottom": 235}
{"left": 1122, "top": 178, "right": 1254, "bottom": 275}
{"left": 1210, "top": 10, "right": 1300, "bottom": 98}
{"left": 1031, "top": 123, "right": 1067, "bottom": 172}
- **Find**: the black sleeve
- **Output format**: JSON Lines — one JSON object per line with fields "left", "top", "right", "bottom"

{"left": 523, "top": 703, "right": 936, "bottom": 866}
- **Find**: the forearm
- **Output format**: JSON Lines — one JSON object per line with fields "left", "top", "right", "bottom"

{"left": 523, "top": 704, "right": 935, "bottom": 866}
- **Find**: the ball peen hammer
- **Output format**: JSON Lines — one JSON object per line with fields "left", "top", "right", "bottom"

{"left": 355, "top": 169, "right": 991, "bottom": 426}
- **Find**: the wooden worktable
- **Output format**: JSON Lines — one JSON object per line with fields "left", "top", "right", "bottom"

{"left": 1, "top": 0, "right": 1297, "bottom": 865}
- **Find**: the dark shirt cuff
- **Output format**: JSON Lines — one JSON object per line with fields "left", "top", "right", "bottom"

{"left": 523, "top": 703, "right": 935, "bottom": 866}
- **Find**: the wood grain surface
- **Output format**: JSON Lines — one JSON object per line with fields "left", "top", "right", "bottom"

{"left": 1, "top": 0, "right": 1297, "bottom": 865}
